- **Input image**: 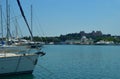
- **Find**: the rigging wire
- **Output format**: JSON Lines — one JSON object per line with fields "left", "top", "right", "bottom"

{"left": 10, "top": 4, "right": 24, "bottom": 38}
{"left": 16, "top": 0, "right": 33, "bottom": 40}
{"left": 15, "top": 55, "right": 22, "bottom": 72}
{"left": 34, "top": 10, "right": 48, "bottom": 43}
{"left": 35, "top": 64, "right": 54, "bottom": 79}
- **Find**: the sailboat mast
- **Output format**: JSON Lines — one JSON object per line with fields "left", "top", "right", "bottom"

{"left": 0, "top": 5, "right": 3, "bottom": 40}
{"left": 31, "top": 5, "right": 33, "bottom": 41}
{"left": 15, "top": 18, "right": 18, "bottom": 39}
{"left": 6, "top": 0, "right": 8, "bottom": 41}
{"left": 6, "top": 0, "right": 11, "bottom": 41}
{"left": 8, "top": 4, "right": 11, "bottom": 39}
{"left": 6, "top": 0, "right": 12, "bottom": 42}
{"left": 16, "top": 0, "right": 33, "bottom": 40}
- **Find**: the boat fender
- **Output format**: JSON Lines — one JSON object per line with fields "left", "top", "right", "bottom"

{"left": 1, "top": 41, "right": 5, "bottom": 45}
{"left": 23, "top": 53, "right": 26, "bottom": 56}
{"left": 36, "top": 52, "right": 46, "bottom": 56}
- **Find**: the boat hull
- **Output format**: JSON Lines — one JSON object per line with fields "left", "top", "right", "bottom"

{"left": 0, "top": 54, "right": 39, "bottom": 75}
{"left": 0, "top": 70, "right": 33, "bottom": 76}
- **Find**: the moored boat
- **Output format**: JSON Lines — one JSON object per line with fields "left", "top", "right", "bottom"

{"left": 0, "top": 51, "right": 45, "bottom": 75}
{"left": 0, "top": 0, "right": 45, "bottom": 75}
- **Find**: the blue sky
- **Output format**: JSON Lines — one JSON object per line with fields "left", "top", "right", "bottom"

{"left": 1, "top": 0, "right": 120, "bottom": 37}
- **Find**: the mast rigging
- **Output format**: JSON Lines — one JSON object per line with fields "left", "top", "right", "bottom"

{"left": 16, "top": 0, "right": 33, "bottom": 39}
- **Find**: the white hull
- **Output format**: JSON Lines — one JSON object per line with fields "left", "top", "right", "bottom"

{"left": 0, "top": 54, "right": 39, "bottom": 75}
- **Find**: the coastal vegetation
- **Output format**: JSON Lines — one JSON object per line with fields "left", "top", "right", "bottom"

{"left": 22, "top": 31, "right": 120, "bottom": 44}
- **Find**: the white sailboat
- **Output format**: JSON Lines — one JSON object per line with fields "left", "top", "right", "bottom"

{"left": 0, "top": 0, "right": 45, "bottom": 75}
{"left": 0, "top": 50, "right": 45, "bottom": 75}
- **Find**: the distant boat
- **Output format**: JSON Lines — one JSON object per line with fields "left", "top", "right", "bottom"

{"left": 0, "top": 0, "right": 45, "bottom": 75}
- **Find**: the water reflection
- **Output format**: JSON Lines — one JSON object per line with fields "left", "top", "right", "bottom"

{"left": 39, "top": 45, "right": 120, "bottom": 79}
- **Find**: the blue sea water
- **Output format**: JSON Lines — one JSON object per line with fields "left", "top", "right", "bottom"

{"left": 1, "top": 45, "right": 120, "bottom": 79}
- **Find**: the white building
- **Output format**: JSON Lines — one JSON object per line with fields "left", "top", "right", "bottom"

{"left": 65, "top": 36, "right": 93, "bottom": 45}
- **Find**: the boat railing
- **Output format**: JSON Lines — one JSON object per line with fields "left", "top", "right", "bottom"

{"left": 0, "top": 45, "right": 41, "bottom": 58}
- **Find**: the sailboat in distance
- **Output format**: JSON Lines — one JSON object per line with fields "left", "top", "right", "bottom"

{"left": 0, "top": 0, "right": 45, "bottom": 75}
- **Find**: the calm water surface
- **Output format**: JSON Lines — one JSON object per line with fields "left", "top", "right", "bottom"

{"left": 1, "top": 45, "right": 120, "bottom": 79}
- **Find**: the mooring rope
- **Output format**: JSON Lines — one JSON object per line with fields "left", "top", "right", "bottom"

{"left": 15, "top": 55, "right": 22, "bottom": 72}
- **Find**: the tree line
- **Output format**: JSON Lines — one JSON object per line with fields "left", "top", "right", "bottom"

{"left": 23, "top": 31, "right": 120, "bottom": 44}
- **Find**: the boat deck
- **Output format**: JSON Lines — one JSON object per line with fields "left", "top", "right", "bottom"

{"left": 0, "top": 53, "right": 21, "bottom": 58}
{"left": 0, "top": 53, "right": 37, "bottom": 58}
